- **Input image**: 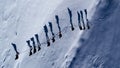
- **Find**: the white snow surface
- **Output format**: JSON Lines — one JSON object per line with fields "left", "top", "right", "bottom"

{"left": 0, "top": 0, "right": 97, "bottom": 68}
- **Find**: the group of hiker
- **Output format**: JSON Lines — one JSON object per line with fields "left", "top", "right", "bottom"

{"left": 68, "top": 8, "right": 90, "bottom": 30}
{"left": 26, "top": 34, "right": 41, "bottom": 56}
{"left": 11, "top": 8, "right": 90, "bottom": 60}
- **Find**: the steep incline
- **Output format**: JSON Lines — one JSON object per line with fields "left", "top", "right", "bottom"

{"left": 69, "top": 0, "right": 120, "bottom": 68}
{"left": 0, "top": 0, "right": 96, "bottom": 68}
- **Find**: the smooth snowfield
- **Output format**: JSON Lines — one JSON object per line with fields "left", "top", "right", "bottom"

{"left": 0, "top": 0, "right": 96, "bottom": 68}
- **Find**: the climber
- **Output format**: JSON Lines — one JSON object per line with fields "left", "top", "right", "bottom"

{"left": 77, "top": 11, "right": 82, "bottom": 30}
{"left": 67, "top": 8, "right": 74, "bottom": 31}
{"left": 55, "top": 15, "right": 62, "bottom": 38}
{"left": 26, "top": 40, "right": 33, "bottom": 56}
{"left": 84, "top": 9, "right": 90, "bottom": 29}
{"left": 30, "top": 37, "right": 37, "bottom": 53}
{"left": 80, "top": 10, "right": 86, "bottom": 30}
{"left": 48, "top": 22, "right": 55, "bottom": 43}
{"left": 44, "top": 25, "right": 50, "bottom": 47}
{"left": 35, "top": 34, "right": 41, "bottom": 51}
{"left": 11, "top": 43, "right": 19, "bottom": 60}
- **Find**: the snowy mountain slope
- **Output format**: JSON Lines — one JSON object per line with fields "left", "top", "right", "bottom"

{"left": 0, "top": 0, "right": 97, "bottom": 68}
{"left": 17, "top": 0, "right": 96, "bottom": 68}
{"left": 69, "top": 0, "right": 120, "bottom": 68}
{"left": 0, "top": 0, "right": 64, "bottom": 68}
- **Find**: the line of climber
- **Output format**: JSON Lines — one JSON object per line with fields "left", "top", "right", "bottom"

{"left": 11, "top": 8, "right": 90, "bottom": 60}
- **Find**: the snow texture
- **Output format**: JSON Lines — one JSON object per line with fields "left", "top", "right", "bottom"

{"left": 1, "top": 0, "right": 119, "bottom": 68}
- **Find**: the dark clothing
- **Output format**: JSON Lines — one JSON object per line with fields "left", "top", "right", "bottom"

{"left": 80, "top": 10, "right": 85, "bottom": 30}
{"left": 55, "top": 15, "right": 62, "bottom": 38}
{"left": 44, "top": 25, "right": 49, "bottom": 40}
{"left": 11, "top": 43, "right": 19, "bottom": 54}
{"left": 30, "top": 37, "right": 35, "bottom": 46}
{"left": 77, "top": 11, "right": 82, "bottom": 30}
{"left": 44, "top": 25, "right": 48, "bottom": 33}
{"left": 80, "top": 11, "right": 84, "bottom": 21}
{"left": 49, "top": 22, "right": 54, "bottom": 36}
{"left": 26, "top": 40, "right": 32, "bottom": 48}
{"left": 84, "top": 9, "right": 87, "bottom": 17}
{"left": 35, "top": 34, "right": 41, "bottom": 51}
{"left": 35, "top": 34, "right": 41, "bottom": 46}
{"left": 55, "top": 15, "right": 61, "bottom": 32}
{"left": 84, "top": 9, "right": 90, "bottom": 29}
{"left": 67, "top": 8, "right": 74, "bottom": 31}
{"left": 67, "top": 8, "right": 72, "bottom": 18}
{"left": 77, "top": 11, "right": 80, "bottom": 23}
{"left": 49, "top": 22, "right": 55, "bottom": 42}
{"left": 44, "top": 25, "right": 50, "bottom": 46}
{"left": 26, "top": 40, "right": 33, "bottom": 56}
{"left": 11, "top": 43, "right": 19, "bottom": 60}
{"left": 30, "top": 37, "right": 36, "bottom": 53}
